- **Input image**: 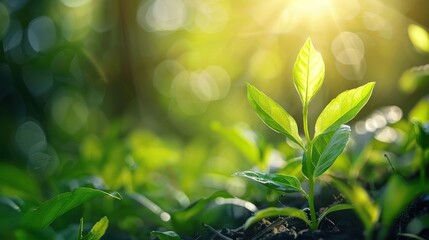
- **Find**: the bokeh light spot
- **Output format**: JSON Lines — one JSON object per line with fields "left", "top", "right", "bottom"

{"left": 28, "top": 16, "right": 56, "bottom": 52}
{"left": 332, "top": 32, "right": 366, "bottom": 80}
{"left": 190, "top": 66, "right": 230, "bottom": 101}
{"left": 15, "top": 120, "right": 46, "bottom": 155}
{"left": 249, "top": 50, "right": 282, "bottom": 81}
{"left": 61, "top": 0, "right": 92, "bottom": 8}
{"left": 195, "top": 0, "right": 229, "bottom": 33}
{"left": 3, "top": 20, "right": 22, "bottom": 52}
{"left": 153, "top": 60, "right": 184, "bottom": 97}
{"left": 27, "top": 144, "right": 59, "bottom": 178}
{"left": 382, "top": 106, "right": 402, "bottom": 123}
{"left": 51, "top": 92, "right": 89, "bottom": 134}
{"left": 375, "top": 127, "right": 398, "bottom": 143}
{"left": 171, "top": 71, "right": 208, "bottom": 115}
{"left": 137, "top": 0, "right": 188, "bottom": 32}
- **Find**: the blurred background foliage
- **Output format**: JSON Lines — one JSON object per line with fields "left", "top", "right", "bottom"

{"left": 1, "top": 0, "right": 429, "bottom": 238}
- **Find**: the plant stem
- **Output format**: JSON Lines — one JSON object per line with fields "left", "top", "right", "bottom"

{"left": 303, "top": 103, "right": 316, "bottom": 229}
{"left": 308, "top": 176, "right": 317, "bottom": 230}
{"left": 303, "top": 103, "right": 311, "bottom": 144}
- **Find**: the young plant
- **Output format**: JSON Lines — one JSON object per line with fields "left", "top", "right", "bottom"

{"left": 234, "top": 38, "right": 375, "bottom": 230}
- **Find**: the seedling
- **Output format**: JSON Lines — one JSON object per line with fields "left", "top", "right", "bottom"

{"left": 234, "top": 38, "right": 375, "bottom": 230}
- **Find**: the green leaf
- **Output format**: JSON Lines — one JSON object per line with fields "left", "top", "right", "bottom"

{"left": 293, "top": 37, "right": 325, "bottom": 106}
{"left": 150, "top": 231, "right": 181, "bottom": 240}
{"left": 78, "top": 218, "right": 84, "bottom": 240}
{"left": 409, "top": 96, "right": 429, "bottom": 123}
{"left": 233, "top": 171, "right": 304, "bottom": 194}
{"left": 414, "top": 121, "right": 429, "bottom": 149}
{"left": 315, "top": 82, "right": 375, "bottom": 137}
{"left": 21, "top": 187, "right": 122, "bottom": 229}
{"left": 408, "top": 24, "right": 429, "bottom": 53}
{"left": 303, "top": 126, "right": 350, "bottom": 178}
{"left": 81, "top": 216, "right": 109, "bottom": 240}
{"left": 244, "top": 207, "right": 310, "bottom": 229}
{"left": 317, "top": 204, "right": 353, "bottom": 226}
{"left": 397, "top": 233, "right": 426, "bottom": 240}
{"left": 0, "top": 163, "right": 42, "bottom": 201}
{"left": 171, "top": 191, "right": 234, "bottom": 236}
{"left": 380, "top": 175, "right": 429, "bottom": 228}
{"left": 247, "top": 83, "right": 304, "bottom": 149}
{"left": 399, "top": 65, "right": 429, "bottom": 94}
{"left": 333, "top": 180, "right": 379, "bottom": 233}
{"left": 211, "top": 121, "right": 264, "bottom": 167}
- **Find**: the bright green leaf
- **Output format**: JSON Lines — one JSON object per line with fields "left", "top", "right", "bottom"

{"left": 408, "top": 24, "right": 429, "bottom": 53}
{"left": 21, "top": 187, "right": 122, "bottom": 229}
{"left": 303, "top": 125, "right": 350, "bottom": 178}
{"left": 315, "top": 82, "right": 375, "bottom": 137}
{"left": 409, "top": 96, "right": 429, "bottom": 123}
{"left": 233, "top": 171, "right": 304, "bottom": 194}
{"left": 81, "top": 216, "right": 109, "bottom": 240}
{"left": 247, "top": 83, "right": 304, "bottom": 149}
{"left": 303, "top": 126, "right": 350, "bottom": 178}
{"left": 244, "top": 207, "right": 310, "bottom": 229}
{"left": 399, "top": 65, "right": 429, "bottom": 94}
{"left": 150, "top": 231, "right": 181, "bottom": 240}
{"left": 293, "top": 37, "right": 325, "bottom": 106}
{"left": 317, "top": 204, "right": 353, "bottom": 226}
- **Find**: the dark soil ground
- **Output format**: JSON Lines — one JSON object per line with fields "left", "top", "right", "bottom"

{"left": 200, "top": 187, "right": 429, "bottom": 240}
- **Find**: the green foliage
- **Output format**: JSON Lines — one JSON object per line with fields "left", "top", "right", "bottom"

{"left": 211, "top": 122, "right": 267, "bottom": 170}
{"left": 247, "top": 83, "right": 304, "bottom": 149}
{"left": 171, "top": 191, "right": 234, "bottom": 236}
{"left": 235, "top": 38, "right": 375, "bottom": 230}
{"left": 303, "top": 125, "right": 350, "bottom": 178}
{"left": 233, "top": 171, "right": 304, "bottom": 194}
{"left": 79, "top": 216, "right": 109, "bottom": 240}
{"left": 408, "top": 24, "right": 429, "bottom": 54}
{"left": 379, "top": 176, "right": 429, "bottom": 229}
{"left": 409, "top": 97, "right": 429, "bottom": 123}
{"left": 21, "top": 187, "right": 121, "bottom": 229}
{"left": 0, "top": 163, "right": 42, "bottom": 201}
{"left": 333, "top": 180, "right": 379, "bottom": 235}
{"left": 414, "top": 121, "right": 429, "bottom": 149}
{"left": 314, "top": 82, "right": 375, "bottom": 137}
{"left": 2, "top": 1, "right": 428, "bottom": 239}
{"left": 293, "top": 38, "right": 325, "bottom": 106}
{"left": 150, "top": 231, "right": 181, "bottom": 240}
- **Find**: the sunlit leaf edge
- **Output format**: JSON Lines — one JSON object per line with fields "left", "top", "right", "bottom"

{"left": 293, "top": 37, "right": 325, "bottom": 106}
{"left": 21, "top": 187, "right": 121, "bottom": 229}
{"left": 317, "top": 204, "right": 353, "bottom": 225}
{"left": 314, "top": 82, "right": 375, "bottom": 137}
{"left": 247, "top": 83, "right": 304, "bottom": 149}
{"left": 244, "top": 207, "right": 310, "bottom": 229}
{"left": 233, "top": 170, "right": 304, "bottom": 194}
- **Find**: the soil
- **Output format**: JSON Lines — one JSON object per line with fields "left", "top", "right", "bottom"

{"left": 206, "top": 213, "right": 362, "bottom": 240}
{"left": 199, "top": 187, "right": 429, "bottom": 240}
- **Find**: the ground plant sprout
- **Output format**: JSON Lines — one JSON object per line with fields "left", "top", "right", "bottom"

{"left": 234, "top": 38, "right": 375, "bottom": 230}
